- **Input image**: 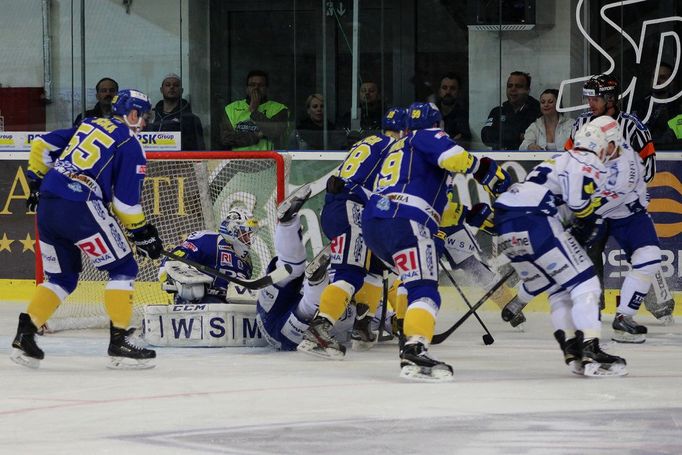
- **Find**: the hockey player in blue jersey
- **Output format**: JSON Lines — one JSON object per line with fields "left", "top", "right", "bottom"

{"left": 11, "top": 89, "right": 162, "bottom": 369}
{"left": 297, "top": 107, "right": 409, "bottom": 359}
{"left": 494, "top": 119, "right": 627, "bottom": 377}
{"left": 362, "top": 102, "right": 511, "bottom": 381}
{"left": 160, "top": 207, "right": 258, "bottom": 304}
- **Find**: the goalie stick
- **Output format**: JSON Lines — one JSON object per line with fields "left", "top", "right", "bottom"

{"left": 161, "top": 251, "right": 292, "bottom": 291}
{"left": 439, "top": 255, "right": 494, "bottom": 345}
{"left": 431, "top": 269, "right": 514, "bottom": 345}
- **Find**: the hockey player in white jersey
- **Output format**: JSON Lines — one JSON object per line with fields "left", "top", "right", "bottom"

{"left": 494, "top": 120, "right": 627, "bottom": 377}
{"left": 571, "top": 116, "right": 663, "bottom": 343}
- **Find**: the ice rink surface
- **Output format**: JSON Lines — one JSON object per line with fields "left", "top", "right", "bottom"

{"left": 1, "top": 302, "right": 681, "bottom": 455}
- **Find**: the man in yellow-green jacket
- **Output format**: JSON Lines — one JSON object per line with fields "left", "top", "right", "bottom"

{"left": 220, "top": 70, "right": 289, "bottom": 150}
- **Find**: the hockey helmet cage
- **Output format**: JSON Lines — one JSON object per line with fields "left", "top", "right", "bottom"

{"left": 582, "top": 74, "right": 619, "bottom": 103}
{"left": 382, "top": 107, "right": 408, "bottom": 131}
{"left": 407, "top": 102, "right": 442, "bottom": 130}
{"left": 219, "top": 207, "right": 259, "bottom": 248}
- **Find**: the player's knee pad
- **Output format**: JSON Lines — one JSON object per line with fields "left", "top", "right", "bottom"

{"left": 318, "top": 280, "right": 355, "bottom": 322}
{"left": 107, "top": 256, "right": 139, "bottom": 279}
{"left": 630, "top": 245, "right": 661, "bottom": 277}
{"left": 404, "top": 297, "right": 438, "bottom": 341}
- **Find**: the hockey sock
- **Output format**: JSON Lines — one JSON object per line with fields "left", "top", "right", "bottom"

{"left": 295, "top": 278, "right": 326, "bottom": 321}
{"left": 354, "top": 282, "right": 383, "bottom": 314}
{"left": 27, "top": 283, "right": 66, "bottom": 327}
{"left": 548, "top": 291, "right": 576, "bottom": 332}
{"left": 404, "top": 298, "right": 438, "bottom": 342}
{"left": 618, "top": 270, "right": 651, "bottom": 317}
{"left": 571, "top": 291, "right": 601, "bottom": 339}
{"left": 318, "top": 280, "right": 354, "bottom": 322}
{"left": 388, "top": 280, "right": 408, "bottom": 319}
{"left": 274, "top": 217, "right": 306, "bottom": 278}
{"left": 104, "top": 281, "right": 134, "bottom": 329}
{"left": 490, "top": 283, "right": 517, "bottom": 310}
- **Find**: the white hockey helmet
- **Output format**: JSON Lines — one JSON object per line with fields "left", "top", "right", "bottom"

{"left": 574, "top": 116, "right": 620, "bottom": 163}
{"left": 219, "top": 207, "right": 259, "bottom": 249}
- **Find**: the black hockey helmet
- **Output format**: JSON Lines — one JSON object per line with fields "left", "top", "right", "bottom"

{"left": 583, "top": 74, "right": 619, "bottom": 104}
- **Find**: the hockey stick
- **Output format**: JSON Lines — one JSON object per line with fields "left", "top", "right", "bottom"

{"left": 161, "top": 251, "right": 292, "bottom": 291}
{"left": 439, "top": 256, "right": 494, "bottom": 345}
{"left": 377, "top": 270, "right": 393, "bottom": 342}
{"left": 431, "top": 269, "right": 514, "bottom": 345}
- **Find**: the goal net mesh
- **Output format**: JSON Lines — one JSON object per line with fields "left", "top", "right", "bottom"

{"left": 43, "top": 152, "right": 290, "bottom": 331}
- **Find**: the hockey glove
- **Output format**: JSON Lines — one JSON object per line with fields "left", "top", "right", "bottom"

{"left": 568, "top": 217, "right": 605, "bottom": 248}
{"left": 130, "top": 223, "right": 163, "bottom": 260}
{"left": 473, "top": 157, "right": 511, "bottom": 195}
{"left": 465, "top": 202, "right": 494, "bottom": 231}
{"left": 26, "top": 179, "right": 42, "bottom": 212}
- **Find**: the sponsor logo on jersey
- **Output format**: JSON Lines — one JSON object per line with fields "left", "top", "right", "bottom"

{"left": 136, "top": 164, "right": 147, "bottom": 175}
{"left": 67, "top": 182, "right": 83, "bottom": 193}
{"left": 394, "top": 247, "right": 420, "bottom": 281}
{"left": 498, "top": 232, "right": 533, "bottom": 257}
{"left": 376, "top": 197, "right": 390, "bottom": 211}
{"left": 220, "top": 251, "right": 233, "bottom": 266}
{"left": 77, "top": 233, "right": 116, "bottom": 266}
{"left": 181, "top": 241, "right": 198, "bottom": 252}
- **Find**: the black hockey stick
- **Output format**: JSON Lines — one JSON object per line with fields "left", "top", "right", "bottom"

{"left": 432, "top": 269, "right": 514, "bottom": 345}
{"left": 377, "top": 270, "right": 393, "bottom": 342}
{"left": 438, "top": 257, "right": 494, "bottom": 345}
{"left": 161, "top": 251, "right": 292, "bottom": 291}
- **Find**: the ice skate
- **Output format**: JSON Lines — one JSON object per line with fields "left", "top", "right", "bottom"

{"left": 612, "top": 313, "right": 647, "bottom": 344}
{"left": 351, "top": 303, "right": 377, "bottom": 351}
{"left": 108, "top": 323, "right": 156, "bottom": 370}
{"left": 553, "top": 330, "right": 584, "bottom": 375}
{"left": 501, "top": 297, "right": 526, "bottom": 323}
{"left": 10, "top": 313, "right": 44, "bottom": 369}
{"left": 305, "top": 245, "right": 330, "bottom": 284}
{"left": 581, "top": 337, "right": 627, "bottom": 377}
{"left": 297, "top": 314, "right": 346, "bottom": 360}
{"left": 399, "top": 338, "right": 453, "bottom": 382}
{"left": 277, "top": 183, "right": 312, "bottom": 224}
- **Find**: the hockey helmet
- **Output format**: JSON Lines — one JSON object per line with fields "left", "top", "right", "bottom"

{"left": 382, "top": 107, "right": 408, "bottom": 131}
{"left": 219, "top": 207, "right": 259, "bottom": 249}
{"left": 112, "top": 89, "right": 152, "bottom": 117}
{"left": 574, "top": 118, "right": 618, "bottom": 163}
{"left": 407, "top": 102, "right": 442, "bottom": 130}
{"left": 582, "top": 74, "right": 619, "bottom": 103}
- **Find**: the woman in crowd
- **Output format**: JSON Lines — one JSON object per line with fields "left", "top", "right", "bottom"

{"left": 520, "top": 88, "right": 573, "bottom": 151}
{"left": 293, "top": 93, "right": 339, "bottom": 150}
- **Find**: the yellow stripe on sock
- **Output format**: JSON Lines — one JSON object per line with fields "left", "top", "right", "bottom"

{"left": 27, "top": 285, "right": 63, "bottom": 327}
{"left": 490, "top": 284, "right": 517, "bottom": 310}
{"left": 404, "top": 307, "right": 436, "bottom": 342}
{"left": 104, "top": 289, "right": 134, "bottom": 329}
{"left": 318, "top": 283, "right": 352, "bottom": 322}
{"left": 354, "top": 282, "right": 383, "bottom": 314}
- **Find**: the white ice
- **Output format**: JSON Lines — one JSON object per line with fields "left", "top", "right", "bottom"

{"left": 1, "top": 301, "right": 681, "bottom": 455}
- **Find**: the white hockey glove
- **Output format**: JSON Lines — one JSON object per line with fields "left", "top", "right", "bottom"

{"left": 164, "top": 261, "right": 213, "bottom": 302}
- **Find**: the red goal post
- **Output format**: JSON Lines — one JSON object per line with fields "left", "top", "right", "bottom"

{"left": 37, "top": 151, "right": 291, "bottom": 331}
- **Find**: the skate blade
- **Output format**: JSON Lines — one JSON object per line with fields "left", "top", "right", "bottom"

{"left": 296, "top": 340, "right": 346, "bottom": 360}
{"left": 583, "top": 362, "right": 628, "bottom": 377}
{"left": 568, "top": 360, "right": 584, "bottom": 375}
{"left": 612, "top": 331, "right": 646, "bottom": 344}
{"left": 351, "top": 338, "right": 377, "bottom": 351}
{"left": 400, "top": 365, "right": 454, "bottom": 383}
{"left": 107, "top": 356, "right": 156, "bottom": 370}
{"left": 10, "top": 349, "right": 40, "bottom": 369}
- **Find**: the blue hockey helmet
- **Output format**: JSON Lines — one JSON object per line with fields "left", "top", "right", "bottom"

{"left": 407, "top": 102, "right": 442, "bottom": 130}
{"left": 382, "top": 107, "right": 408, "bottom": 131}
{"left": 111, "top": 89, "right": 152, "bottom": 117}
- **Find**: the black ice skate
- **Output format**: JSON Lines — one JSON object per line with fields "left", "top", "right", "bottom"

{"left": 351, "top": 303, "right": 377, "bottom": 351}
{"left": 305, "top": 245, "right": 331, "bottom": 285}
{"left": 581, "top": 337, "right": 627, "bottom": 377}
{"left": 10, "top": 313, "right": 44, "bottom": 369}
{"left": 277, "top": 183, "right": 312, "bottom": 224}
{"left": 501, "top": 297, "right": 527, "bottom": 329}
{"left": 108, "top": 323, "right": 156, "bottom": 370}
{"left": 399, "top": 339, "right": 453, "bottom": 382}
{"left": 297, "top": 314, "right": 346, "bottom": 360}
{"left": 612, "top": 313, "right": 647, "bottom": 344}
{"left": 553, "top": 329, "right": 584, "bottom": 375}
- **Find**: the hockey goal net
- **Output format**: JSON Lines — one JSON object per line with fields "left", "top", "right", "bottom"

{"left": 38, "top": 151, "right": 291, "bottom": 331}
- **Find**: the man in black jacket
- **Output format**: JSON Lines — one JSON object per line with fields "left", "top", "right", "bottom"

{"left": 73, "top": 77, "right": 118, "bottom": 126}
{"left": 481, "top": 71, "right": 540, "bottom": 150}
{"left": 147, "top": 73, "right": 205, "bottom": 151}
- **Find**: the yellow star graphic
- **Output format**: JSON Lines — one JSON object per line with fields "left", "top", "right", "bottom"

{"left": 19, "top": 233, "right": 35, "bottom": 253}
{"left": 0, "top": 233, "right": 13, "bottom": 252}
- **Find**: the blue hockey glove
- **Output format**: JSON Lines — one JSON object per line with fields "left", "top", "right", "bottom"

{"left": 473, "top": 157, "right": 511, "bottom": 195}
{"left": 465, "top": 203, "right": 494, "bottom": 231}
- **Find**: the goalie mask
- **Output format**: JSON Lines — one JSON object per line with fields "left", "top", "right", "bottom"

{"left": 219, "top": 207, "right": 259, "bottom": 250}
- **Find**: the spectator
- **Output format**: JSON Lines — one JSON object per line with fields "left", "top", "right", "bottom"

{"left": 435, "top": 72, "right": 471, "bottom": 148}
{"left": 291, "top": 93, "right": 340, "bottom": 150}
{"left": 73, "top": 77, "right": 119, "bottom": 126}
{"left": 341, "top": 80, "right": 383, "bottom": 132}
{"left": 146, "top": 73, "right": 205, "bottom": 151}
{"left": 632, "top": 62, "right": 681, "bottom": 150}
{"left": 219, "top": 70, "right": 289, "bottom": 151}
{"left": 519, "top": 89, "right": 573, "bottom": 151}
{"left": 481, "top": 71, "right": 541, "bottom": 150}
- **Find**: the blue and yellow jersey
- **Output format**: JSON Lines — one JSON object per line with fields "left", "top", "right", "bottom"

{"left": 366, "top": 128, "right": 477, "bottom": 232}
{"left": 335, "top": 133, "right": 394, "bottom": 205}
{"left": 28, "top": 117, "right": 148, "bottom": 230}
{"left": 161, "top": 231, "right": 253, "bottom": 298}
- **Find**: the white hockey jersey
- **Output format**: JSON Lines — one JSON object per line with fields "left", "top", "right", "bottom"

{"left": 494, "top": 150, "right": 607, "bottom": 219}
{"left": 596, "top": 142, "right": 648, "bottom": 220}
